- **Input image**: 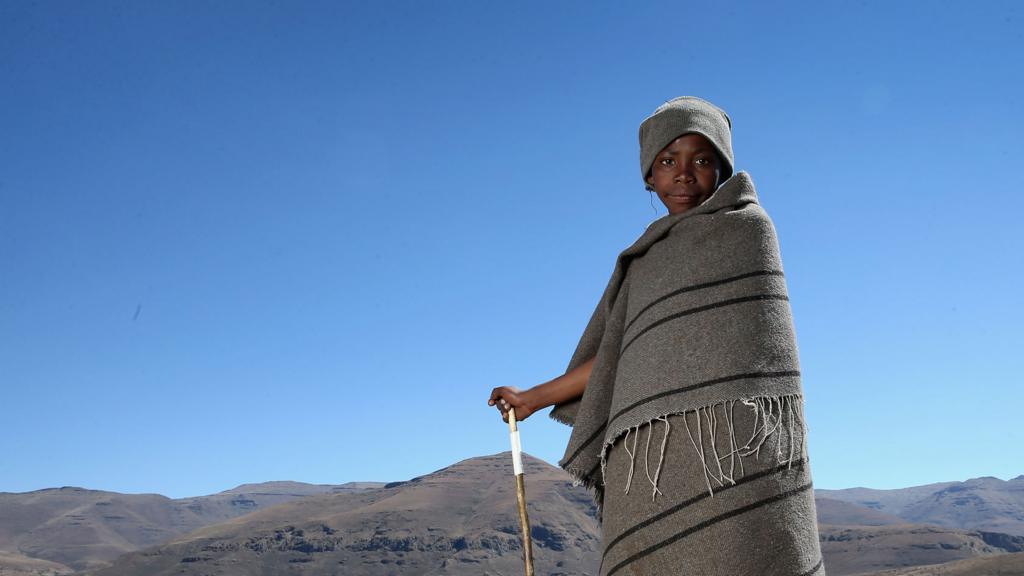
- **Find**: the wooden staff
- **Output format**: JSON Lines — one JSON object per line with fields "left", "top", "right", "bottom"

{"left": 507, "top": 407, "right": 535, "bottom": 576}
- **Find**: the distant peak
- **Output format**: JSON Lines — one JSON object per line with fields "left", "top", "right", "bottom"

{"left": 223, "top": 481, "right": 319, "bottom": 493}
{"left": 381, "top": 452, "right": 565, "bottom": 486}
{"left": 964, "top": 475, "right": 1006, "bottom": 485}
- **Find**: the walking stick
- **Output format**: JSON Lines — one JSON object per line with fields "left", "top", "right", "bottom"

{"left": 507, "top": 407, "right": 535, "bottom": 576}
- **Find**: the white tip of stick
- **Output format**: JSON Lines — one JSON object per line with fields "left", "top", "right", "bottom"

{"left": 510, "top": 430, "right": 524, "bottom": 475}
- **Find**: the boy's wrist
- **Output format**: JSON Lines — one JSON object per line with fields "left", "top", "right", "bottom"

{"left": 521, "top": 387, "right": 544, "bottom": 414}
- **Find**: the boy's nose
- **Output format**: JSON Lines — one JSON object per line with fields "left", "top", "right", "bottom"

{"left": 674, "top": 165, "right": 695, "bottom": 182}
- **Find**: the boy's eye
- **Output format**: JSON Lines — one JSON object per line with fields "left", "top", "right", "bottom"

{"left": 695, "top": 157, "right": 709, "bottom": 166}
{"left": 659, "top": 158, "right": 675, "bottom": 166}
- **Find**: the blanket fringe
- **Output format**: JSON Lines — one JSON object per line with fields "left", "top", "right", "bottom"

{"left": 599, "top": 394, "right": 807, "bottom": 501}
{"left": 549, "top": 408, "right": 576, "bottom": 427}
{"left": 564, "top": 464, "right": 607, "bottom": 522}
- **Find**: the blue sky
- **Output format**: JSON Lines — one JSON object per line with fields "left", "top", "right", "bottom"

{"left": 2, "top": 1, "right": 1021, "bottom": 498}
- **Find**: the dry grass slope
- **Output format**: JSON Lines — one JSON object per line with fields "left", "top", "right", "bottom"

{"left": 0, "top": 481, "right": 382, "bottom": 572}
{"left": 819, "top": 524, "right": 1024, "bottom": 576}
{"left": 0, "top": 550, "right": 74, "bottom": 576}
{"left": 865, "top": 552, "right": 1024, "bottom": 575}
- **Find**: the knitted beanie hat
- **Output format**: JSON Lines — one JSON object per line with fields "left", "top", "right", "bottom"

{"left": 639, "top": 96, "right": 734, "bottom": 189}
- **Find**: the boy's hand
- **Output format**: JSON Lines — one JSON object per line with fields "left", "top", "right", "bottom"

{"left": 488, "top": 386, "right": 535, "bottom": 423}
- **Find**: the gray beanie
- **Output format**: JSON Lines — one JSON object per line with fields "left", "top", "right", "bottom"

{"left": 639, "top": 96, "right": 734, "bottom": 189}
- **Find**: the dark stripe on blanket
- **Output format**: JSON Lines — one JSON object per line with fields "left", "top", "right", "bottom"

{"left": 562, "top": 424, "right": 607, "bottom": 469}
{"left": 619, "top": 294, "right": 790, "bottom": 358}
{"left": 623, "top": 270, "right": 784, "bottom": 333}
{"left": 606, "top": 370, "right": 801, "bottom": 430}
{"left": 604, "top": 482, "right": 814, "bottom": 576}
{"left": 602, "top": 458, "right": 807, "bottom": 559}
{"left": 797, "top": 558, "right": 825, "bottom": 576}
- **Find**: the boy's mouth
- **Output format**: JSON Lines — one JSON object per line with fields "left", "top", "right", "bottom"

{"left": 665, "top": 192, "right": 700, "bottom": 202}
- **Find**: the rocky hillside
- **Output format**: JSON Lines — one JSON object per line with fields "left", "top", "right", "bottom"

{"left": 84, "top": 453, "right": 600, "bottom": 576}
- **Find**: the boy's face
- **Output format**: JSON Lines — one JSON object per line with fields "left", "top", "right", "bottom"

{"left": 645, "top": 133, "right": 721, "bottom": 215}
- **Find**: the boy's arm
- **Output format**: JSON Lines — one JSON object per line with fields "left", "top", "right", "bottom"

{"left": 488, "top": 357, "right": 594, "bottom": 422}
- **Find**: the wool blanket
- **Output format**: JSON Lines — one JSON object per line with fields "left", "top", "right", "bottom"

{"left": 550, "top": 172, "right": 824, "bottom": 575}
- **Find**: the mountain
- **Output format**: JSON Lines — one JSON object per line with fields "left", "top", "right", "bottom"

{"left": 818, "top": 475, "right": 1024, "bottom": 536}
{"left": 77, "top": 456, "right": 1024, "bottom": 576}
{"left": 0, "top": 481, "right": 383, "bottom": 573}
{"left": 84, "top": 453, "right": 600, "bottom": 576}
{"left": 815, "top": 476, "right": 1024, "bottom": 575}
{"left": 4, "top": 458, "right": 1023, "bottom": 575}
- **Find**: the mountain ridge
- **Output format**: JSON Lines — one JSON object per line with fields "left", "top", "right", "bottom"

{"left": 0, "top": 480, "right": 384, "bottom": 573}
{"left": 2, "top": 456, "right": 1021, "bottom": 575}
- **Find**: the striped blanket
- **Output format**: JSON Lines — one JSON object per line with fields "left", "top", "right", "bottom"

{"left": 550, "top": 172, "right": 825, "bottom": 575}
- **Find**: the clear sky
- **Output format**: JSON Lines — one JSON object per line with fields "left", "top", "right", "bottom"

{"left": 2, "top": 1, "right": 1021, "bottom": 499}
